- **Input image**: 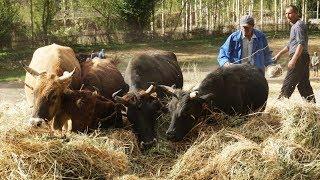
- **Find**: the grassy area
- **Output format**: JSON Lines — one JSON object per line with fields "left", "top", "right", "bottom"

{"left": 1, "top": 33, "right": 320, "bottom": 82}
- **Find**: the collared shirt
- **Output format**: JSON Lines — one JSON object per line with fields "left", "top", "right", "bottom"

{"left": 242, "top": 33, "right": 257, "bottom": 64}
{"left": 287, "top": 19, "right": 308, "bottom": 55}
{"left": 217, "top": 29, "right": 273, "bottom": 74}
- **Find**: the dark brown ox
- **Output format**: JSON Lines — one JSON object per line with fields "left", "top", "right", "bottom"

{"left": 81, "top": 58, "right": 129, "bottom": 98}
{"left": 113, "top": 85, "right": 165, "bottom": 150}
{"left": 161, "top": 64, "right": 269, "bottom": 141}
{"left": 53, "top": 89, "right": 123, "bottom": 132}
{"left": 23, "top": 44, "right": 81, "bottom": 128}
{"left": 124, "top": 51, "right": 183, "bottom": 91}
{"left": 114, "top": 51, "right": 183, "bottom": 149}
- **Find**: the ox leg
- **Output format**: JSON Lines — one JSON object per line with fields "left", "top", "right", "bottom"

{"left": 52, "top": 111, "right": 70, "bottom": 132}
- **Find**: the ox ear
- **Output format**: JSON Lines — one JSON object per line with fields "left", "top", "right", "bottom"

{"left": 156, "top": 85, "right": 178, "bottom": 98}
{"left": 189, "top": 91, "right": 199, "bottom": 98}
{"left": 114, "top": 96, "right": 129, "bottom": 106}
{"left": 20, "top": 61, "right": 41, "bottom": 77}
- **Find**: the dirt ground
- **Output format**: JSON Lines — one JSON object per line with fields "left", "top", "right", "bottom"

{"left": 1, "top": 70, "right": 319, "bottom": 105}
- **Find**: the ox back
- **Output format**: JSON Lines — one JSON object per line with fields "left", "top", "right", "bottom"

{"left": 199, "top": 63, "right": 268, "bottom": 114}
{"left": 81, "top": 58, "right": 129, "bottom": 98}
{"left": 125, "top": 51, "right": 183, "bottom": 90}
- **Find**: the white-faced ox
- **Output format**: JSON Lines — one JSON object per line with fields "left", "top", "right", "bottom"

{"left": 114, "top": 51, "right": 184, "bottom": 149}
{"left": 161, "top": 64, "right": 269, "bottom": 141}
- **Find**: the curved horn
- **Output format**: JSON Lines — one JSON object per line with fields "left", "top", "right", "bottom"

{"left": 189, "top": 91, "right": 199, "bottom": 98}
{"left": 112, "top": 89, "right": 122, "bottom": 99}
{"left": 58, "top": 68, "right": 75, "bottom": 81}
{"left": 145, "top": 84, "right": 155, "bottom": 94}
{"left": 157, "top": 85, "right": 178, "bottom": 98}
{"left": 20, "top": 61, "right": 40, "bottom": 77}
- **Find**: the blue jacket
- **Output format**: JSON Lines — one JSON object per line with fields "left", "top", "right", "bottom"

{"left": 217, "top": 29, "right": 273, "bottom": 71}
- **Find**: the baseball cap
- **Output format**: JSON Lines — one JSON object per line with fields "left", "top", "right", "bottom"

{"left": 240, "top": 15, "right": 255, "bottom": 27}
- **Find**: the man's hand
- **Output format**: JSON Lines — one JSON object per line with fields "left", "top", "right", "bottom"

{"left": 288, "top": 59, "right": 296, "bottom": 69}
{"left": 273, "top": 54, "right": 281, "bottom": 62}
{"left": 223, "top": 62, "right": 233, "bottom": 67}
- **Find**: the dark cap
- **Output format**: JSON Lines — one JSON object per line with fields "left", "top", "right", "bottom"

{"left": 240, "top": 15, "right": 255, "bottom": 27}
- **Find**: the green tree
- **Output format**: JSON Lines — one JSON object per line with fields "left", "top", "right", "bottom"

{"left": 33, "top": 0, "right": 58, "bottom": 44}
{"left": 0, "top": 0, "right": 19, "bottom": 49}
{"left": 116, "top": 0, "right": 159, "bottom": 39}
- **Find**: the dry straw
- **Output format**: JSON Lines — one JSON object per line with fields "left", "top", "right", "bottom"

{"left": 1, "top": 83, "right": 320, "bottom": 179}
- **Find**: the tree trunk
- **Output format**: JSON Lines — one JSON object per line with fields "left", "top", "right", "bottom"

{"left": 199, "top": 0, "right": 202, "bottom": 28}
{"left": 304, "top": 0, "right": 308, "bottom": 22}
{"left": 29, "top": 0, "right": 34, "bottom": 45}
{"left": 182, "top": 0, "right": 185, "bottom": 32}
{"left": 249, "top": 0, "right": 253, "bottom": 15}
{"left": 302, "top": 0, "right": 305, "bottom": 21}
{"left": 237, "top": 0, "right": 240, "bottom": 27}
{"left": 260, "top": 0, "right": 263, "bottom": 30}
{"left": 189, "top": 0, "right": 192, "bottom": 31}
{"left": 185, "top": 0, "right": 188, "bottom": 32}
{"left": 274, "top": 0, "right": 277, "bottom": 31}
{"left": 280, "top": 0, "right": 283, "bottom": 30}
{"left": 161, "top": 0, "right": 165, "bottom": 35}
{"left": 206, "top": 2, "right": 209, "bottom": 30}
{"left": 317, "top": 1, "right": 319, "bottom": 20}
{"left": 62, "top": 0, "right": 66, "bottom": 27}
{"left": 195, "top": 0, "right": 198, "bottom": 28}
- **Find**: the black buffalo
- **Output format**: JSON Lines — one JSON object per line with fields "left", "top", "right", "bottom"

{"left": 161, "top": 64, "right": 269, "bottom": 141}
{"left": 114, "top": 51, "right": 183, "bottom": 149}
{"left": 124, "top": 51, "right": 183, "bottom": 91}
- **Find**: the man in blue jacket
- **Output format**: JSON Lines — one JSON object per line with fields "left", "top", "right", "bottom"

{"left": 217, "top": 15, "right": 273, "bottom": 75}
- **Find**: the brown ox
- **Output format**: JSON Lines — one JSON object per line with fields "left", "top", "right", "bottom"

{"left": 54, "top": 89, "right": 123, "bottom": 132}
{"left": 23, "top": 44, "right": 81, "bottom": 129}
{"left": 80, "top": 58, "right": 129, "bottom": 98}
{"left": 23, "top": 64, "right": 123, "bottom": 131}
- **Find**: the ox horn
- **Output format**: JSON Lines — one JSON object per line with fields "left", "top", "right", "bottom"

{"left": 157, "top": 85, "right": 178, "bottom": 98}
{"left": 112, "top": 89, "right": 128, "bottom": 105}
{"left": 20, "top": 61, "right": 41, "bottom": 77}
{"left": 112, "top": 89, "right": 122, "bottom": 99}
{"left": 189, "top": 91, "right": 199, "bottom": 98}
{"left": 145, "top": 84, "right": 155, "bottom": 94}
{"left": 58, "top": 68, "right": 75, "bottom": 81}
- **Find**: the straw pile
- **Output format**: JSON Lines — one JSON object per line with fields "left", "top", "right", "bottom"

{"left": 167, "top": 99, "right": 320, "bottom": 180}
{"left": 1, "top": 89, "right": 320, "bottom": 179}
{"left": 0, "top": 101, "right": 129, "bottom": 179}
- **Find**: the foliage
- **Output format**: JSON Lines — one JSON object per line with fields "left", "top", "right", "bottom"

{"left": 115, "top": 0, "right": 159, "bottom": 39}
{"left": 0, "top": 0, "right": 19, "bottom": 49}
{"left": 33, "top": 0, "right": 59, "bottom": 43}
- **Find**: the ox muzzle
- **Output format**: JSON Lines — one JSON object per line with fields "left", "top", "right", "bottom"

{"left": 28, "top": 117, "right": 46, "bottom": 127}
{"left": 140, "top": 138, "right": 157, "bottom": 150}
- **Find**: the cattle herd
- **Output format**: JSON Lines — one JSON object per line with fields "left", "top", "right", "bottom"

{"left": 22, "top": 43, "right": 269, "bottom": 150}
